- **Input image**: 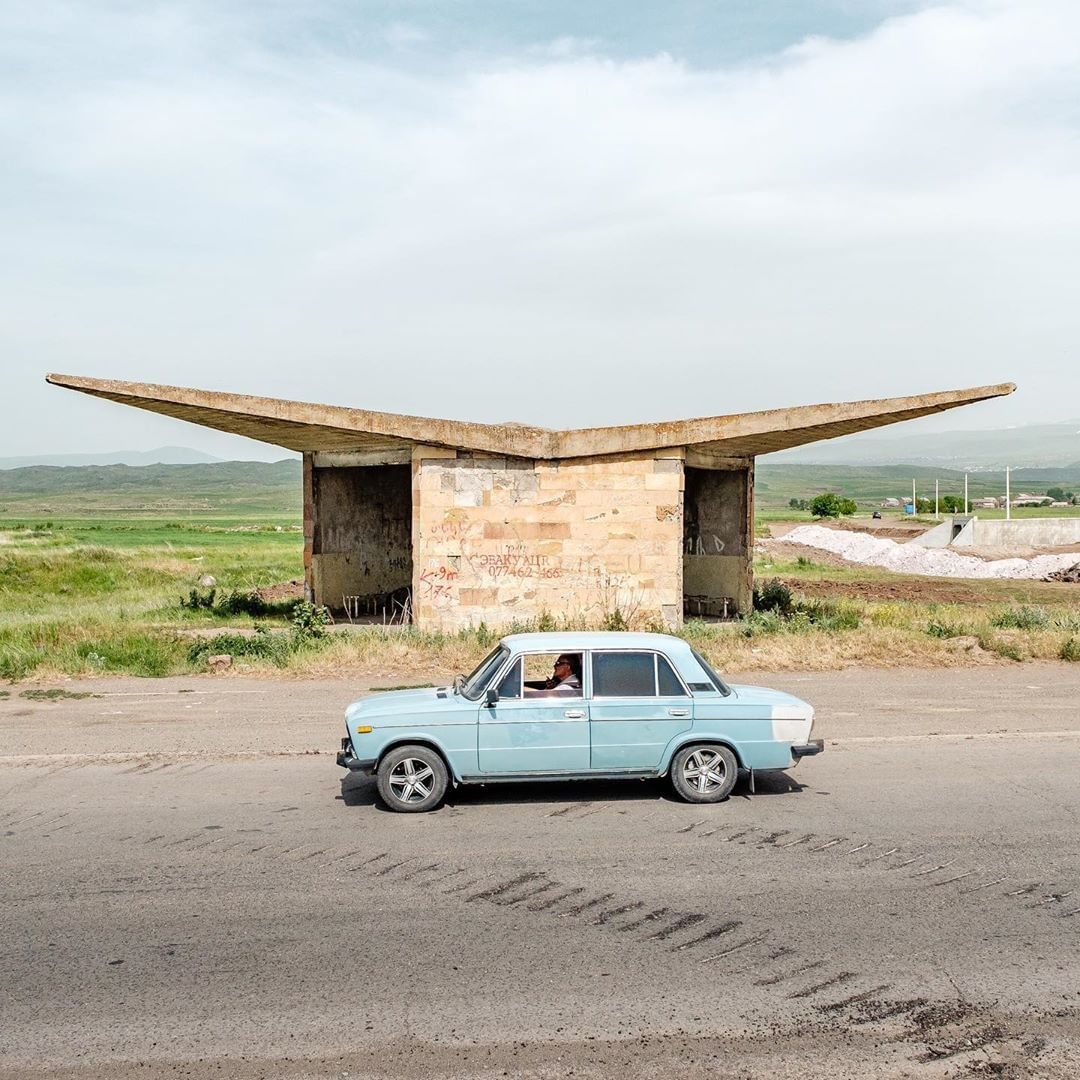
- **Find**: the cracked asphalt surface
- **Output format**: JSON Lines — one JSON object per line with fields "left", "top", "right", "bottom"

{"left": 2, "top": 665, "right": 1079, "bottom": 1078}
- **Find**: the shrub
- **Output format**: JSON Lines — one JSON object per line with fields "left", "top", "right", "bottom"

{"left": 926, "top": 619, "right": 967, "bottom": 639}
{"left": 1061, "top": 637, "right": 1080, "bottom": 662}
{"left": 754, "top": 579, "right": 793, "bottom": 615}
{"left": 290, "top": 601, "right": 331, "bottom": 638}
{"left": 180, "top": 587, "right": 216, "bottom": 611}
{"left": 990, "top": 606, "right": 1051, "bottom": 631}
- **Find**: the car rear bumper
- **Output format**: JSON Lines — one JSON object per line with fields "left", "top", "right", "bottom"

{"left": 791, "top": 740, "right": 825, "bottom": 760}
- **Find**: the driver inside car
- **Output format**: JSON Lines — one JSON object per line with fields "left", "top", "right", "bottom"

{"left": 524, "top": 654, "right": 582, "bottom": 697}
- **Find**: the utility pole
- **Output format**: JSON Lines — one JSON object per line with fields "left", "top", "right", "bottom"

{"left": 912, "top": 478, "right": 917, "bottom": 518}
{"left": 964, "top": 473, "right": 969, "bottom": 515}
{"left": 1005, "top": 465, "right": 1011, "bottom": 520}
{"left": 935, "top": 479, "right": 940, "bottom": 520}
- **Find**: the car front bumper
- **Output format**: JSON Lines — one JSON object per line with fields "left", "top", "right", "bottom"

{"left": 336, "top": 736, "right": 376, "bottom": 773}
{"left": 791, "top": 740, "right": 825, "bottom": 760}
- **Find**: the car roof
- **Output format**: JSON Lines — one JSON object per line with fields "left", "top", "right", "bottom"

{"left": 499, "top": 631, "right": 693, "bottom": 654}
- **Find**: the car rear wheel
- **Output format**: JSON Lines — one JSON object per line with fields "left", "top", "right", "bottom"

{"left": 377, "top": 745, "right": 449, "bottom": 813}
{"left": 670, "top": 744, "right": 738, "bottom": 803}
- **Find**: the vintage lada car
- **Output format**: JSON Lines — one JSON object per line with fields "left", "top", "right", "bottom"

{"left": 337, "top": 632, "right": 822, "bottom": 812}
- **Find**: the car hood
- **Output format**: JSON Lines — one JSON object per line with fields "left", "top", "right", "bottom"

{"left": 728, "top": 684, "right": 814, "bottom": 715}
{"left": 346, "top": 685, "right": 464, "bottom": 721}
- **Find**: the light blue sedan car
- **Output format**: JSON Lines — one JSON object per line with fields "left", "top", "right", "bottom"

{"left": 337, "top": 632, "right": 823, "bottom": 812}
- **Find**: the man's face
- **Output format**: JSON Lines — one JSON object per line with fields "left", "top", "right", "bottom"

{"left": 553, "top": 657, "right": 572, "bottom": 679}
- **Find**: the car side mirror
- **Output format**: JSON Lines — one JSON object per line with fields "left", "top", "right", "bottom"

{"left": 485, "top": 687, "right": 499, "bottom": 706}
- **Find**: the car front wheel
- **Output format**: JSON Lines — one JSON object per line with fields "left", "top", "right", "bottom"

{"left": 670, "top": 744, "right": 738, "bottom": 803}
{"left": 376, "top": 745, "right": 449, "bottom": 813}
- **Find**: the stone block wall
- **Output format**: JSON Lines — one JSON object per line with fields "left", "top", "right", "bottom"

{"left": 411, "top": 446, "right": 685, "bottom": 631}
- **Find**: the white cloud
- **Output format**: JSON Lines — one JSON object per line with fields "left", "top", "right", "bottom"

{"left": 1, "top": 0, "right": 1079, "bottom": 455}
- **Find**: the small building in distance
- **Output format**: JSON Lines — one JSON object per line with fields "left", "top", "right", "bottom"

{"left": 48, "top": 375, "right": 1014, "bottom": 630}
{"left": 880, "top": 497, "right": 903, "bottom": 508}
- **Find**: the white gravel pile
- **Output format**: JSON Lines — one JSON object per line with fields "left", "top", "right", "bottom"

{"left": 782, "top": 525, "right": 1080, "bottom": 580}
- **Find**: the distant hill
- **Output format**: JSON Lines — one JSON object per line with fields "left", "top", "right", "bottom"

{"left": 756, "top": 463, "right": 1080, "bottom": 508}
{"left": 0, "top": 446, "right": 227, "bottom": 469}
{"left": 766, "top": 421, "right": 1080, "bottom": 470}
{"left": 0, "top": 459, "right": 302, "bottom": 516}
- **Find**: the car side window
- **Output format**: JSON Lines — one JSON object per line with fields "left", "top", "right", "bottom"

{"left": 496, "top": 658, "right": 522, "bottom": 699}
{"left": 657, "top": 655, "right": 688, "bottom": 697}
{"left": 592, "top": 652, "right": 657, "bottom": 697}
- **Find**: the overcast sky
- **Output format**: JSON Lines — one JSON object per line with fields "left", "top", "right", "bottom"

{"left": 3, "top": 0, "right": 1078, "bottom": 460}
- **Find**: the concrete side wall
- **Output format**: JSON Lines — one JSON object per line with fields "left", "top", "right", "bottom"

{"left": 411, "top": 447, "right": 685, "bottom": 631}
{"left": 310, "top": 464, "right": 412, "bottom": 611}
{"left": 952, "top": 517, "right": 1080, "bottom": 548}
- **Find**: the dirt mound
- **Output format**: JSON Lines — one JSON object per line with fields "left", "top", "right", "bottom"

{"left": 1046, "top": 563, "right": 1080, "bottom": 583}
{"left": 256, "top": 580, "right": 305, "bottom": 602}
{"left": 775, "top": 576, "right": 988, "bottom": 604}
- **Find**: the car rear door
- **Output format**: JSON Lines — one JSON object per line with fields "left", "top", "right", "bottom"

{"left": 477, "top": 656, "right": 591, "bottom": 773}
{"left": 588, "top": 651, "right": 692, "bottom": 770}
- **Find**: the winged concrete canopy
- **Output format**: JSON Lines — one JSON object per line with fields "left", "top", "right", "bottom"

{"left": 46, "top": 374, "right": 1015, "bottom": 461}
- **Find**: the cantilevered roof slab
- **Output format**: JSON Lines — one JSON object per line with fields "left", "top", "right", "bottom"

{"left": 47, "top": 374, "right": 1014, "bottom": 460}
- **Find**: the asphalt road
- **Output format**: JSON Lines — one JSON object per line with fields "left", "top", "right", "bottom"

{"left": 2, "top": 666, "right": 1079, "bottom": 1078}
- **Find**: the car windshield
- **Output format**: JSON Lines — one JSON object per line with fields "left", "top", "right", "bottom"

{"left": 460, "top": 646, "right": 509, "bottom": 700}
{"left": 689, "top": 648, "right": 732, "bottom": 696}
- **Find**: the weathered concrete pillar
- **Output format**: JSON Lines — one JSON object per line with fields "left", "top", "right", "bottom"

{"left": 302, "top": 452, "right": 314, "bottom": 604}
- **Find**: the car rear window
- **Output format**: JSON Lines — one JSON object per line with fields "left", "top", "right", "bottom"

{"left": 591, "top": 652, "right": 687, "bottom": 697}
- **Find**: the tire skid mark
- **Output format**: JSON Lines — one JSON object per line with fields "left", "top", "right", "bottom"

{"left": 932, "top": 870, "right": 977, "bottom": 887}
{"left": 758, "top": 832, "right": 788, "bottom": 846}
{"left": 671, "top": 920, "right": 742, "bottom": 952}
{"left": 850, "top": 997, "right": 930, "bottom": 1025}
{"left": 723, "top": 828, "right": 756, "bottom": 843}
{"left": 499, "top": 881, "right": 560, "bottom": 907}
{"left": 466, "top": 873, "right": 544, "bottom": 902}
{"left": 700, "top": 932, "right": 770, "bottom": 962}
{"left": 861, "top": 847, "right": 899, "bottom": 865}
{"left": 345, "top": 851, "right": 390, "bottom": 872}
{"left": 959, "top": 876, "right": 1007, "bottom": 894}
{"left": 373, "top": 858, "right": 416, "bottom": 877}
{"left": 526, "top": 887, "right": 584, "bottom": 912}
{"left": 617, "top": 907, "right": 670, "bottom": 932}
{"left": 648, "top": 912, "right": 706, "bottom": 941}
{"left": 559, "top": 893, "right": 616, "bottom": 918}
{"left": 547, "top": 803, "right": 588, "bottom": 818}
{"left": 755, "top": 960, "right": 824, "bottom": 987}
{"left": 164, "top": 833, "right": 203, "bottom": 848}
{"left": 441, "top": 877, "right": 482, "bottom": 895}
{"left": 1005, "top": 882, "right": 1041, "bottom": 896}
{"left": 787, "top": 971, "right": 856, "bottom": 999}
{"left": 915, "top": 1025, "right": 1009, "bottom": 1063}
{"left": 1029, "top": 889, "right": 1074, "bottom": 907}
{"left": 911, "top": 861, "right": 955, "bottom": 878}
{"left": 396, "top": 862, "right": 443, "bottom": 883}
{"left": 592, "top": 900, "right": 645, "bottom": 925}
{"left": 816, "top": 984, "right": 893, "bottom": 1012}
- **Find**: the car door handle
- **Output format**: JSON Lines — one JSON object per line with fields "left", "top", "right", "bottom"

{"left": 564, "top": 709, "right": 586, "bottom": 719}
{"left": 667, "top": 708, "right": 690, "bottom": 718}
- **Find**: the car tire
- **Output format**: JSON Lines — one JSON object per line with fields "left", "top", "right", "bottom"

{"left": 670, "top": 744, "right": 739, "bottom": 804}
{"left": 376, "top": 745, "right": 449, "bottom": 813}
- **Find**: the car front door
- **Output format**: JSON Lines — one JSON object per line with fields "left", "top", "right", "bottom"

{"left": 477, "top": 655, "right": 591, "bottom": 773}
{"left": 589, "top": 651, "right": 693, "bottom": 770}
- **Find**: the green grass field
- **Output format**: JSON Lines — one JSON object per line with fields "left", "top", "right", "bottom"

{"left": 1, "top": 460, "right": 1078, "bottom": 680}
